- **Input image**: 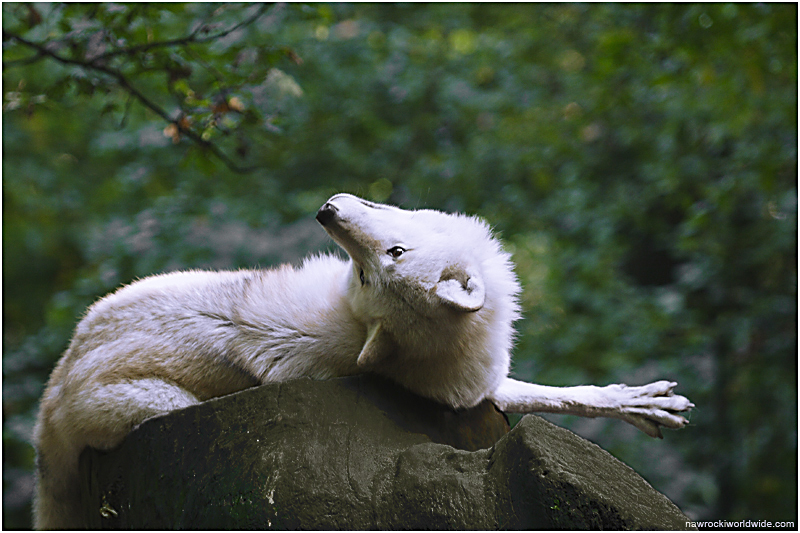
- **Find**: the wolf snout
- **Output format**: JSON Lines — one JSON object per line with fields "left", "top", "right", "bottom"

{"left": 316, "top": 201, "right": 339, "bottom": 226}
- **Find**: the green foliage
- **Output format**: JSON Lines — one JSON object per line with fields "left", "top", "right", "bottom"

{"left": 3, "top": 3, "right": 796, "bottom": 528}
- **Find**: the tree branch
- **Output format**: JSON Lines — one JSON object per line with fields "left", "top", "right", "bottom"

{"left": 93, "top": 3, "right": 272, "bottom": 62}
{"left": 3, "top": 28, "right": 262, "bottom": 174}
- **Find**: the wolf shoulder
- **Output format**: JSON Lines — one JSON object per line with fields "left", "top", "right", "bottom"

{"left": 85, "top": 257, "right": 349, "bottom": 326}
{"left": 66, "top": 257, "right": 352, "bottom": 365}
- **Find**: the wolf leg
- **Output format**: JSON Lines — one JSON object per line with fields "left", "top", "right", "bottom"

{"left": 34, "top": 378, "right": 199, "bottom": 529}
{"left": 489, "top": 377, "right": 693, "bottom": 438}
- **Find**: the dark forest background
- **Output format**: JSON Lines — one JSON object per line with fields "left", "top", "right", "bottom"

{"left": 3, "top": 3, "right": 796, "bottom": 528}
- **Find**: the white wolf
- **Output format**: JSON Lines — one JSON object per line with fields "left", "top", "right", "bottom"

{"left": 33, "top": 193, "right": 693, "bottom": 529}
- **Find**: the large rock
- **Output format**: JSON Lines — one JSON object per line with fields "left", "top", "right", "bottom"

{"left": 79, "top": 375, "right": 692, "bottom": 529}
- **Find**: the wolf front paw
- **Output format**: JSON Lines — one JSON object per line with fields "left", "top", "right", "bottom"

{"left": 605, "top": 380, "right": 694, "bottom": 439}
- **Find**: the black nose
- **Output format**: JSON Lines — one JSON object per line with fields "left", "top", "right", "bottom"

{"left": 316, "top": 202, "right": 338, "bottom": 226}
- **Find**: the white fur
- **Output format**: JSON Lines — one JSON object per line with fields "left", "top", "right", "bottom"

{"left": 33, "top": 193, "right": 692, "bottom": 529}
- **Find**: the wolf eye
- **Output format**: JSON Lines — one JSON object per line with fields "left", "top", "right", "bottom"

{"left": 387, "top": 246, "right": 406, "bottom": 258}
{"left": 359, "top": 268, "right": 366, "bottom": 285}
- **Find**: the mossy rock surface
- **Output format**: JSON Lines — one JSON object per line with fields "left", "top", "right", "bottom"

{"left": 80, "top": 374, "right": 693, "bottom": 530}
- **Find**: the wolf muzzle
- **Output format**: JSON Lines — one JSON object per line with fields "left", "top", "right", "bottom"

{"left": 316, "top": 201, "right": 338, "bottom": 226}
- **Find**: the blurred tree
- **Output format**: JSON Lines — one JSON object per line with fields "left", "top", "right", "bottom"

{"left": 3, "top": 3, "right": 796, "bottom": 528}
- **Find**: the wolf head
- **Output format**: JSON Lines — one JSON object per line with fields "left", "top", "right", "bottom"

{"left": 317, "top": 193, "right": 521, "bottom": 407}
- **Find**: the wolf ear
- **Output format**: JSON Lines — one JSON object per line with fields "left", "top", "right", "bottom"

{"left": 435, "top": 265, "right": 485, "bottom": 312}
{"left": 357, "top": 322, "right": 396, "bottom": 368}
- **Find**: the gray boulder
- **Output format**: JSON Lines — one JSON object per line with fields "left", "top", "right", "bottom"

{"left": 79, "top": 375, "right": 692, "bottom": 529}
